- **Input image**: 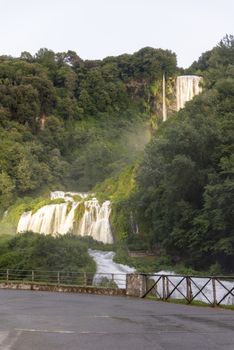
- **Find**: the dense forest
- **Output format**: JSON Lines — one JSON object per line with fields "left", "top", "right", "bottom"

{"left": 0, "top": 46, "right": 176, "bottom": 214}
{"left": 110, "top": 35, "right": 234, "bottom": 274}
{"left": 0, "top": 232, "right": 112, "bottom": 272}
{"left": 0, "top": 35, "right": 233, "bottom": 274}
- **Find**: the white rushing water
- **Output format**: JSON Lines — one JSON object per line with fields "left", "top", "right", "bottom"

{"left": 50, "top": 191, "right": 89, "bottom": 201}
{"left": 176, "top": 75, "right": 202, "bottom": 111}
{"left": 88, "top": 250, "right": 234, "bottom": 305}
{"left": 17, "top": 191, "right": 113, "bottom": 244}
{"left": 151, "top": 271, "right": 234, "bottom": 306}
{"left": 88, "top": 249, "right": 135, "bottom": 288}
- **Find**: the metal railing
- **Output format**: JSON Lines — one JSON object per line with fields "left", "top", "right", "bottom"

{"left": 0, "top": 269, "right": 127, "bottom": 289}
{"left": 142, "top": 274, "right": 234, "bottom": 306}
{"left": 1, "top": 269, "right": 234, "bottom": 306}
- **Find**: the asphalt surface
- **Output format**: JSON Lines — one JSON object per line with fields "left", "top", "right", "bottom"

{"left": 0, "top": 290, "right": 234, "bottom": 350}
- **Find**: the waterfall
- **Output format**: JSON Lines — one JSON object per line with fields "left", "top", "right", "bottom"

{"left": 50, "top": 191, "right": 89, "bottom": 201}
{"left": 162, "top": 72, "right": 167, "bottom": 121}
{"left": 88, "top": 249, "right": 135, "bottom": 288}
{"left": 77, "top": 198, "right": 112, "bottom": 243}
{"left": 17, "top": 192, "right": 113, "bottom": 244}
{"left": 176, "top": 75, "right": 202, "bottom": 111}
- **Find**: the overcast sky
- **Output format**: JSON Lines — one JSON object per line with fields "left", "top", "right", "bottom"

{"left": 0, "top": 0, "right": 233, "bottom": 67}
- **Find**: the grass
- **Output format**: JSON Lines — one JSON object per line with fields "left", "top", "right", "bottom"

{"left": 94, "top": 164, "right": 137, "bottom": 203}
{"left": 31, "top": 198, "right": 65, "bottom": 214}
{"left": 71, "top": 194, "right": 83, "bottom": 202}
{"left": 113, "top": 246, "right": 224, "bottom": 276}
{"left": 0, "top": 194, "right": 66, "bottom": 235}
{"left": 74, "top": 202, "right": 85, "bottom": 223}
{"left": 145, "top": 295, "right": 234, "bottom": 310}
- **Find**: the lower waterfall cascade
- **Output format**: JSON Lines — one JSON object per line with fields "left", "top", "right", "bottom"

{"left": 88, "top": 251, "right": 234, "bottom": 305}
{"left": 176, "top": 75, "right": 202, "bottom": 111}
{"left": 88, "top": 249, "right": 136, "bottom": 288}
{"left": 17, "top": 191, "right": 113, "bottom": 244}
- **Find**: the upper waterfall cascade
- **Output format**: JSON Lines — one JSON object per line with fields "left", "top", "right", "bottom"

{"left": 17, "top": 191, "right": 113, "bottom": 244}
{"left": 176, "top": 75, "right": 202, "bottom": 111}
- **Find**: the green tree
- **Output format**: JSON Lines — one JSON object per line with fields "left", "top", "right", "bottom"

{"left": 0, "top": 171, "right": 15, "bottom": 212}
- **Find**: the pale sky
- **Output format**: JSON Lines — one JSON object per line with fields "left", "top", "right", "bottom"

{"left": 0, "top": 0, "right": 233, "bottom": 67}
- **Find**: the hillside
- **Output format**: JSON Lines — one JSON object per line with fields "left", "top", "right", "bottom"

{"left": 0, "top": 35, "right": 233, "bottom": 274}
{"left": 0, "top": 47, "right": 176, "bottom": 215}
{"left": 110, "top": 35, "right": 234, "bottom": 274}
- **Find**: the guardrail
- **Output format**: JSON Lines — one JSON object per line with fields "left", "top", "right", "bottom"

{"left": 142, "top": 274, "right": 234, "bottom": 306}
{"left": 0, "top": 269, "right": 127, "bottom": 289}
{"left": 1, "top": 270, "right": 234, "bottom": 306}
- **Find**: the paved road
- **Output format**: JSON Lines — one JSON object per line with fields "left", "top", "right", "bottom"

{"left": 0, "top": 290, "right": 234, "bottom": 350}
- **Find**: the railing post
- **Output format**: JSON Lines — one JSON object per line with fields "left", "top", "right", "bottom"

{"left": 154, "top": 278, "right": 158, "bottom": 298}
{"left": 6, "top": 269, "right": 9, "bottom": 282}
{"left": 166, "top": 276, "right": 169, "bottom": 299}
{"left": 186, "top": 277, "right": 192, "bottom": 303}
{"left": 162, "top": 275, "right": 166, "bottom": 300}
{"left": 57, "top": 271, "right": 60, "bottom": 286}
{"left": 32, "top": 270, "right": 34, "bottom": 283}
{"left": 212, "top": 278, "right": 217, "bottom": 307}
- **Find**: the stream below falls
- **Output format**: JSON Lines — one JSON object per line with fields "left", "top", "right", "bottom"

{"left": 89, "top": 250, "right": 234, "bottom": 305}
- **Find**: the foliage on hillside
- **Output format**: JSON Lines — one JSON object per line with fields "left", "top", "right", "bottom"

{"left": 131, "top": 35, "right": 234, "bottom": 273}
{"left": 0, "top": 47, "right": 177, "bottom": 217}
{"left": 0, "top": 195, "right": 65, "bottom": 235}
{"left": 0, "top": 36, "right": 233, "bottom": 276}
{"left": 94, "top": 165, "right": 138, "bottom": 243}
{"left": 0, "top": 232, "right": 112, "bottom": 271}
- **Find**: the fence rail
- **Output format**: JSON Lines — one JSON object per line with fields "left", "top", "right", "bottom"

{"left": 142, "top": 274, "right": 234, "bottom": 306}
{"left": 0, "top": 269, "right": 127, "bottom": 289}
{"left": 1, "top": 269, "right": 234, "bottom": 306}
